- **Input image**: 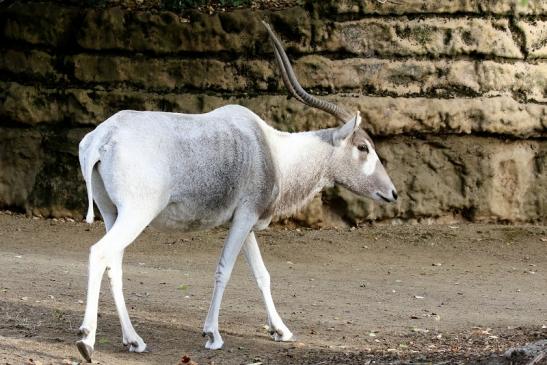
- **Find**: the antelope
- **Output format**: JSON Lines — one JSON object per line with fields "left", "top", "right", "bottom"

{"left": 75, "top": 21, "right": 397, "bottom": 362}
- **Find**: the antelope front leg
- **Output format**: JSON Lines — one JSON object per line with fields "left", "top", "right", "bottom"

{"left": 243, "top": 232, "right": 294, "bottom": 342}
{"left": 202, "top": 210, "right": 257, "bottom": 350}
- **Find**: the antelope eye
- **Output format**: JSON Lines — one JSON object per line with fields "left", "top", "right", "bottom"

{"left": 357, "top": 144, "right": 369, "bottom": 153}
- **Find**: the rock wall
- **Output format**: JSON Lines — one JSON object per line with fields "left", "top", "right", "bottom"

{"left": 1, "top": 0, "right": 546, "bottom": 225}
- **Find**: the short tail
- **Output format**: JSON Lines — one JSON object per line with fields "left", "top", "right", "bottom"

{"left": 79, "top": 132, "right": 101, "bottom": 224}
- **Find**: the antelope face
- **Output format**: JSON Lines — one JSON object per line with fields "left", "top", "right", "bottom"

{"left": 331, "top": 114, "right": 398, "bottom": 203}
{"left": 263, "top": 21, "right": 397, "bottom": 203}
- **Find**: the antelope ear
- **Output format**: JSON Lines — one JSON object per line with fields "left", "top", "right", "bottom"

{"left": 332, "top": 112, "right": 361, "bottom": 145}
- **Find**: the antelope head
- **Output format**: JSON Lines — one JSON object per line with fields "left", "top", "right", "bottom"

{"left": 263, "top": 21, "right": 398, "bottom": 203}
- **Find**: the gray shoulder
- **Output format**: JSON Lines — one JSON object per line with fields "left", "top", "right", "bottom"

{"left": 211, "top": 104, "right": 257, "bottom": 116}
{"left": 207, "top": 105, "right": 264, "bottom": 124}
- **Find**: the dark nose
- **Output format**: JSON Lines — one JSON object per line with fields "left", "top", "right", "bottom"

{"left": 392, "top": 190, "right": 398, "bottom": 201}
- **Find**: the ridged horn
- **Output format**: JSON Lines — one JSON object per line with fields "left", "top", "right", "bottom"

{"left": 262, "top": 21, "right": 354, "bottom": 123}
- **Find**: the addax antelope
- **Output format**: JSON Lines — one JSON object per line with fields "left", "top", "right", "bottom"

{"left": 76, "top": 21, "right": 397, "bottom": 362}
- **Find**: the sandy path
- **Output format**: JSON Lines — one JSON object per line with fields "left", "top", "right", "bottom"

{"left": 0, "top": 212, "right": 546, "bottom": 364}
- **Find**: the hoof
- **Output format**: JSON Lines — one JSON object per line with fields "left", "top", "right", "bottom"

{"left": 203, "top": 331, "right": 223, "bottom": 350}
{"left": 128, "top": 340, "right": 149, "bottom": 353}
{"left": 76, "top": 340, "right": 93, "bottom": 363}
{"left": 272, "top": 329, "right": 295, "bottom": 342}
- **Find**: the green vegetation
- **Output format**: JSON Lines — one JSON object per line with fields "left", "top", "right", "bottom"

{"left": 177, "top": 284, "right": 190, "bottom": 291}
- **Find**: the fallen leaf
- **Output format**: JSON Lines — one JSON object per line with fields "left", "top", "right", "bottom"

{"left": 177, "top": 354, "right": 198, "bottom": 365}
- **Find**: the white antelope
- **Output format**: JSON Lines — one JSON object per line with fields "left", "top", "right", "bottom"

{"left": 76, "top": 22, "right": 397, "bottom": 362}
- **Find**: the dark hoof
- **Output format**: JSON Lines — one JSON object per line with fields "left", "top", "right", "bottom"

{"left": 128, "top": 340, "right": 149, "bottom": 353}
{"left": 131, "top": 340, "right": 150, "bottom": 352}
{"left": 76, "top": 340, "right": 93, "bottom": 363}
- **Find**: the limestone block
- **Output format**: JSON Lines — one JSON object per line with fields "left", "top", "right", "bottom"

{"left": 313, "top": 0, "right": 547, "bottom": 16}
{"left": 0, "top": 50, "right": 60, "bottom": 82}
{"left": 317, "top": 18, "right": 523, "bottom": 58}
{"left": 4, "top": 82, "right": 544, "bottom": 137}
{"left": 292, "top": 57, "right": 547, "bottom": 102}
{"left": 2, "top": 3, "right": 529, "bottom": 60}
{"left": 40, "top": 53, "right": 546, "bottom": 102}
{"left": 26, "top": 129, "right": 89, "bottom": 219}
{"left": 474, "top": 61, "right": 547, "bottom": 102}
{"left": 517, "top": 20, "right": 547, "bottom": 58}
{"left": 76, "top": 6, "right": 310, "bottom": 54}
{"left": 70, "top": 54, "right": 264, "bottom": 92}
{"left": 232, "top": 95, "right": 547, "bottom": 137}
{"left": 0, "top": 83, "right": 64, "bottom": 125}
{"left": 2, "top": 2, "right": 79, "bottom": 47}
{"left": 0, "top": 129, "right": 43, "bottom": 209}
{"left": 487, "top": 143, "right": 539, "bottom": 221}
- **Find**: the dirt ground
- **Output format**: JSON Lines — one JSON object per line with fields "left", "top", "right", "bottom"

{"left": 0, "top": 211, "right": 546, "bottom": 365}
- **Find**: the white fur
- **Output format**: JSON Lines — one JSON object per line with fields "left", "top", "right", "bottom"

{"left": 76, "top": 105, "right": 396, "bottom": 361}
{"left": 362, "top": 141, "right": 379, "bottom": 176}
{"left": 261, "top": 126, "right": 333, "bottom": 217}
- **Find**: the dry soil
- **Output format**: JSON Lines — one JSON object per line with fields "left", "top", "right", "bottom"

{"left": 0, "top": 212, "right": 546, "bottom": 364}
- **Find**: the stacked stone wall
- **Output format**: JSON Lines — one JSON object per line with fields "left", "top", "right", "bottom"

{"left": 1, "top": 0, "right": 546, "bottom": 224}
